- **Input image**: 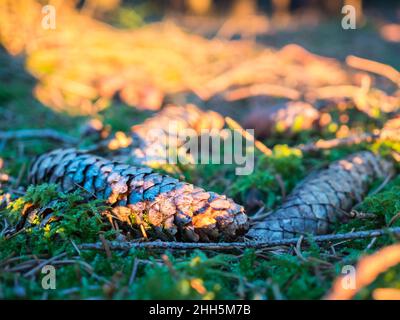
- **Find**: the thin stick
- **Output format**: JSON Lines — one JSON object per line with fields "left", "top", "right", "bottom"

{"left": 128, "top": 258, "right": 139, "bottom": 286}
{"left": 224, "top": 83, "right": 301, "bottom": 101}
{"left": 308, "top": 85, "right": 363, "bottom": 100}
{"left": 0, "top": 129, "right": 78, "bottom": 145}
{"left": 99, "top": 234, "right": 112, "bottom": 260}
{"left": 78, "top": 227, "right": 400, "bottom": 251}
{"left": 298, "top": 133, "right": 377, "bottom": 152}
{"left": 24, "top": 252, "right": 67, "bottom": 277}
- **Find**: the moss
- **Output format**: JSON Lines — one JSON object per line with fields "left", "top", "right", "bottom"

{"left": 230, "top": 144, "right": 305, "bottom": 209}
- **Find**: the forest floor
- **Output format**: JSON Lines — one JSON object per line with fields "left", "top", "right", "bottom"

{"left": 1, "top": 4, "right": 400, "bottom": 299}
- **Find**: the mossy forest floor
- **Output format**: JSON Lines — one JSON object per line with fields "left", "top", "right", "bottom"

{"left": 1, "top": 5, "right": 400, "bottom": 299}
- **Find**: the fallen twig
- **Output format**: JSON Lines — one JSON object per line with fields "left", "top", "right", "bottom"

{"left": 307, "top": 85, "right": 363, "bottom": 100}
{"left": 298, "top": 132, "right": 377, "bottom": 152}
{"left": 78, "top": 227, "right": 400, "bottom": 251}
{"left": 0, "top": 129, "right": 78, "bottom": 145}
{"left": 346, "top": 55, "right": 400, "bottom": 86}
{"left": 24, "top": 252, "right": 67, "bottom": 277}
{"left": 298, "top": 116, "right": 400, "bottom": 152}
{"left": 224, "top": 83, "right": 301, "bottom": 101}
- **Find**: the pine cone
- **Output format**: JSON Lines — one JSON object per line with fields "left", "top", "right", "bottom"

{"left": 248, "top": 151, "right": 394, "bottom": 240}
{"left": 243, "top": 101, "right": 323, "bottom": 139}
{"left": 28, "top": 148, "right": 248, "bottom": 242}
{"left": 124, "top": 104, "right": 225, "bottom": 166}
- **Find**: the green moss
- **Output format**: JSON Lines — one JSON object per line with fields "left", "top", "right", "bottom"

{"left": 230, "top": 144, "right": 305, "bottom": 209}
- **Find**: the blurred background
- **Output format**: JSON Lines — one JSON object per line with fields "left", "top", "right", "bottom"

{"left": 0, "top": 0, "right": 399, "bottom": 117}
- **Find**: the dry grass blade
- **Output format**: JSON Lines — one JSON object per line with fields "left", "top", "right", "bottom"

{"left": 372, "top": 288, "right": 400, "bottom": 300}
{"left": 346, "top": 55, "right": 400, "bottom": 86}
{"left": 326, "top": 243, "right": 400, "bottom": 300}
{"left": 225, "top": 116, "right": 272, "bottom": 156}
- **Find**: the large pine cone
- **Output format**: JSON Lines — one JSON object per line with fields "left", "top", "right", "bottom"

{"left": 248, "top": 151, "right": 394, "bottom": 240}
{"left": 28, "top": 148, "right": 248, "bottom": 242}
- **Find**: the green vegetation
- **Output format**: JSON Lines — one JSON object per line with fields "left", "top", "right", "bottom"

{"left": 1, "top": 3, "right": 400, "bottom": 300}
{"left": 1, "top": 152, "right": 400, "bottom": 299}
